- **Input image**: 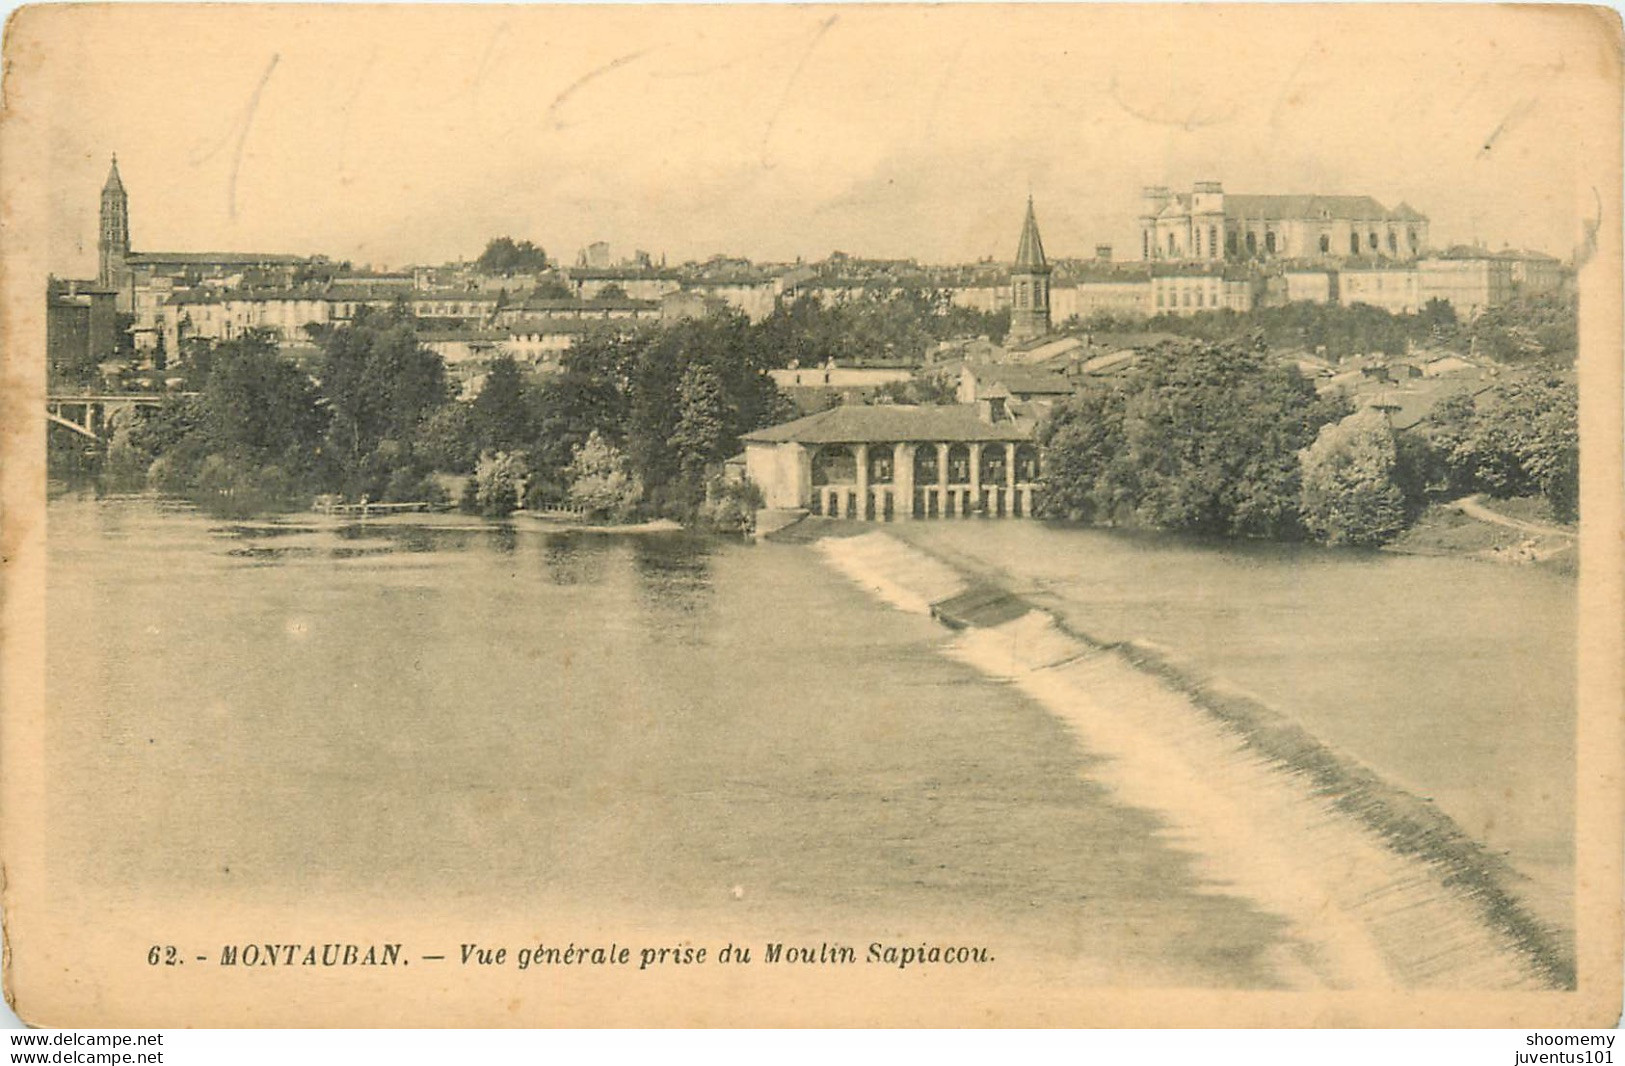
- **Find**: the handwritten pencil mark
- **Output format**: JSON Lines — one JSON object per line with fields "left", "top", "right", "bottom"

{"left": 548, "top": 50, "right": 649, "bottom": 129}
{"left": 760, "top": 14, "right": 838, "bottom": 168}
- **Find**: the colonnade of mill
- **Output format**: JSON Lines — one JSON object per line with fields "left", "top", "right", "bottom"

{"left": 809, "top": 441, "right": 1038, "bottom": 521}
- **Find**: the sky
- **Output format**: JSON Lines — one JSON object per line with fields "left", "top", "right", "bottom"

{"left": 8, "top": 3, "right": 1616, "bottom": 276}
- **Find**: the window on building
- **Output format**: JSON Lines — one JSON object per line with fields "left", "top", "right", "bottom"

{"left": 1368, "top": 231, "right": 1379, "bottom": 250}
{"left": 1350, "top": 233, "right": 1361, "bottom": 256}
{"left": 1408, "top": 228, "right": 1418, "bottom": 252}
{"left": 1320, "top": 234, "right": 1330, "bottom": 254}
{"left": 1209, "top": 226, "right": 1218, "bottom": 258}
{"left": 1193, "top": 229, "right": 1200, "bottom": 257}
{"left": 1143, "top": 231, "right": 1151, "bottom": 259}
{"left": 1167, "top": 233, "right": 1176, "bottom": 257}
{"left": 1265, "top": 232, "right": 1277, "bottom": 255}
{"left": 1388, "top": 231, "right": 1398, "bottom": 255}
{"left": 1245, "top": 233, "right": 1257, "bottom": 256}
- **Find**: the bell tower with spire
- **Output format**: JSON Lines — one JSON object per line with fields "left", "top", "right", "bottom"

{"left": 1008, "top": 196, "right": 1051, "bottom": 345}
{"left": 98, "top": 154, "right": 130, "bottom": 295}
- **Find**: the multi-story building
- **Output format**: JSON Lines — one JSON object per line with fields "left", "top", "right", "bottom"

{"left": 1417, "top": 254, "right": 1517, "bottom": 318}
{"left": 1141, "top": 182, "right": 1429, "bottom": 264}
{"left": 47, "top": 278, "right": 120, "bottom": 382}
{"left": 564, "top": 266, "right": 682, "bottom": 302}
{"left": 1149, "top": 269, "right": 1255, "bottom": 316}
{"left": 1338, "top": 267, "right": 1423, "bottom": 315}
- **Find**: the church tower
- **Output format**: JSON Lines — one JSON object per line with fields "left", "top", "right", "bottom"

{"left": 98, "top": 155, "right": 130, "bottom": 292}
{"left": 1008, "top": 196, "right": 1051, "bottom": 345}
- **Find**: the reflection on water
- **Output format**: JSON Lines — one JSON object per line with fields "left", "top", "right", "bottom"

{"left": 53, "top": 493, "right": 1572, "bottom": 988}
{"left": 540, "top": 534, "right": 613, "bottom": 586}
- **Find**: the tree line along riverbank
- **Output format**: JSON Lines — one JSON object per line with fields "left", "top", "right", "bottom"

{"left": 49, "top": 300, "right": 1575, "bottom": 553}
{"left": 1033, "top": 342, "right": 1576, "bottom": 552}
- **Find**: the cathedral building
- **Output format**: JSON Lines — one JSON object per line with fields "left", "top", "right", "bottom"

{"left": 1140, "top": 181, "right": 1429, "bottom": 264}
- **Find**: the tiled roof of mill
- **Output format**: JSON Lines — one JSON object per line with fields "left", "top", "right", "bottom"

{"left": 742, "top": 404, "right": 1035, "bottom": 445}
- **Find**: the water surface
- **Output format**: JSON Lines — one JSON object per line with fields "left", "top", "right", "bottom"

{"left": 50, "top": 495, "right": 1301, "bottom": 988}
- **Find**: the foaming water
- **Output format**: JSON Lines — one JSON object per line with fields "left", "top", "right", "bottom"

{"left": 814, "top": 531, "right": 967, "bottom": 614}
{"left": 817, "top": 531, "right": 1570, "bottom": 990}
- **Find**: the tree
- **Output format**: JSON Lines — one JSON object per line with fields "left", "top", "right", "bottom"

{"left": 470, "top": 450, "right": 527, "bottom": 517}
{"left": 668, "top": 362, "right": 732, "bottom": 490}
{"left": 475, "top": 237, "right": 548, "bottom": 275}
{"left": 316, "top": 310, "right": 451, "bottom": 497}
{"left": 1118, "top": 344, "right": 1347, "bottom": 538}
{"left": 471, "top": 355, "right": 535, "bottom": 454}
{"left": 1445, "top": 375, "right": 1578, "bottom": 521}
{"left": 1034, "top": 387, "right": 1130, "bottom": 523}
{"left": 417, "top": 402, "right": 481, "bottom": 474}
{"left": 566, "top": 431, "right": 642, "bottom": 521}
{"left": 197, "top": 331, "right": 327, "bottom": 469}
{"left": 532, "top": 276, "right": 574, "bottom": 300}
{"left": 1035, "top": 342, "right": 1348, "bottom": 538}
{"left": 1298, "top": 409, "right": 1408, "bottom": 547}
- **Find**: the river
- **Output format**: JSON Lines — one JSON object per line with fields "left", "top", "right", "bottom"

{"left": 43, "top": 494, "right": 1573, "bottom": 989}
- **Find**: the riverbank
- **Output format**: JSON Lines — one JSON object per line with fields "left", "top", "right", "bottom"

{"left": 1386, "top": 496, "right": 1576, "bottom": 570}
{"left": 818, "top": 524, "right": 1575, "bottom": 989}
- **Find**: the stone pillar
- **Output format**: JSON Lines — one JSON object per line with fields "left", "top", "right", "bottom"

{"left": 936, "top": 443, "right": 949, "bottom": 518}
{"left": 895, "top": 443, "right": 914, "bottom": 520}
{"left": 1005, "top": 443, "right": 1017, "bottom": 518}
{"left": 968, "top": 443, "right": 983, "bottom": 517}
{"left": 854, "top": 443, "right": 870, "bottom": 521}
{"left": 792, "top": 443, "right": 811, "bottom": 511}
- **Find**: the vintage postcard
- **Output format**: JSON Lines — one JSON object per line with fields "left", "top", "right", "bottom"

{"left": 1, "top": 3, "right": 1621, "bottom": 1028}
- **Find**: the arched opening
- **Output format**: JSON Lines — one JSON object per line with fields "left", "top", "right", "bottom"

{"left": 1387, "top": 231, "right": 1399, "bottom": 255}
{"left": 867, "top": 445, "right": 895, "bottom": 485}
{"left": 1245, "top": 232, "right": 1257, "bottom": 256}
{"left": 1350, "top": 232, "right": 1361, "bottom": 256}
{"left": 913, "top": 446, "right": 939, "bottom": 485}
{"left": 1226, "top": 232, "right": 1238, "bottom": 256}
{"left": 1264, "top": 231, "right": 1276, "bottom": 255}
{"left": 1319, "top": 234, "right": 1330, "bottom": 254}
{"left": 1166, "top": 232, "right": 1176, "bottom": 257}
{"left": 1015, "top": 444, "right": 1040, "bottom": 482}
{"left": 946, "top": 444, "right": 971, "bottom": 485}
{"left": 811, "top": 445, "right": 856, "bottom": 486}
{"left": 914, "top": 445, "right": 941, "bottom": 517}
{"left": 979, "top": 444, "right": 1007, "bottom": 486}
{"left": 1368, "top": 231, "right": 1379, "bottom": 251}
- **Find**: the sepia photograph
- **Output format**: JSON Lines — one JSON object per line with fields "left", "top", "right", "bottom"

{"left": 1, "top": 2, "right": 1621, "bottom": 1031}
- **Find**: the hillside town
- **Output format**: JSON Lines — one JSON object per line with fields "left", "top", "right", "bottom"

{"left": 48, "top": 156, "right": 1578, "bottom": 551}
